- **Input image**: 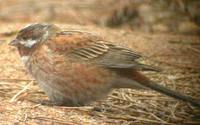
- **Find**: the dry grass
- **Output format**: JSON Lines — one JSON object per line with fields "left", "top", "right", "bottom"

{"left": 0, "top": 23, "right": 199, "bottom": 125}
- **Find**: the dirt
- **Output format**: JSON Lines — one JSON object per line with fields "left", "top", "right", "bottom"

{"left": 0, "top": 23, "right": 199, "bottom": 125}
{"left": 0, "top": 0, "right": 200, "bottom": 125}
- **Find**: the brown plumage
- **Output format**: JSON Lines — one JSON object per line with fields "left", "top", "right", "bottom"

{"left": 9, "top": 24, "right": 200, "bottom": 107}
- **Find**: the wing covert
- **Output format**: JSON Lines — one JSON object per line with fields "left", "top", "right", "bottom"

{"left": 46, "top": 30, "right": 159, "bottom": 71}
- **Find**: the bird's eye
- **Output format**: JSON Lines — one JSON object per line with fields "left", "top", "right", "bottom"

{"left": 32, "top": 35, "right": 38, "bottom": 40}
{"left": 22, "top": 36, "right": 27, "bottom": 40}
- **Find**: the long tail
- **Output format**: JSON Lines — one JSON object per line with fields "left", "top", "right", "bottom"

{"left": 132, "top": 71, "right": 200, "bottom": 108}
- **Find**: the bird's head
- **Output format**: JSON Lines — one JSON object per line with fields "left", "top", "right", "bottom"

{"left": 9, "top": 23, "right": 59, "bottom": 49}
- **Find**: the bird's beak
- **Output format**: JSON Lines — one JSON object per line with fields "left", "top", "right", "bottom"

{"left": 9, "top": 39, "right": 19, "bottom": 46}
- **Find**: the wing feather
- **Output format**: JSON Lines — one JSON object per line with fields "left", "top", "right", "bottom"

{"left": 47, "top": 31, "right": 159, "bottom": 71}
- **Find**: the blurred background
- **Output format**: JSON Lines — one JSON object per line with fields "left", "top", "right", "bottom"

{"left": 0, "top": 0, "right": 200, "bottom": 125}
{"left": 0, "top": 0, "right": 200, "bottom": 34}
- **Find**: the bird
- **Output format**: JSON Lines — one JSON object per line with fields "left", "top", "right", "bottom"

{"left": 9, "top": 23, "right": 200, "bottom": 107}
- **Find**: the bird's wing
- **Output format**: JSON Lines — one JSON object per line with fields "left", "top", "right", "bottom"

{"left": 46, "top": 30, "right": 159, "bottom": 71}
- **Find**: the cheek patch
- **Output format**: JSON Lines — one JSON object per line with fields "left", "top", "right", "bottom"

{"left": 21, "top": 39, "right": 37, "bottom": 48}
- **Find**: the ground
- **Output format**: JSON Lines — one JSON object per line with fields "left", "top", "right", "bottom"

{"left": 0, "top": 23, "right": 199, "bottom": 125}
{"left": 0, "top": 0, "right": 200, "bottom": 125}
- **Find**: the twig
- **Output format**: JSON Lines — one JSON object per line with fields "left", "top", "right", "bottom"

{"left": 10, "top": 81, "right": 33, "bottom": 102}
{"left": 172, "top": 74, "right": 200, "bottom": 80}
{"left": 0, "top": 78, "right": 34, "bottom": 82}
{"left": 28, "top": 116, "right": 79, "bottom": 125}
{"left": 106, "top": 114, "right": 175, "bottom": 125}
{"left": 59, "top": 106, "right": 94, "bottom": 110}
{"left": 187, "top": 46, "right": 200, "bottom": 54}
{"left": 58, "top": 106, "right": 94, "bottom": 113}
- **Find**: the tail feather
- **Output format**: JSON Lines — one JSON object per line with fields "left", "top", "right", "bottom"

{"left": 142, "top": 81, "right": 200, "bottom": 108}
{"left": 132, "top": 71, "right": 200, "bottom": 108}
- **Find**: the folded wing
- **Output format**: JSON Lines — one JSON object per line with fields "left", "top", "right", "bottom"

{"left": 47, "top": 31, "right": 159, "bottom": 71}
